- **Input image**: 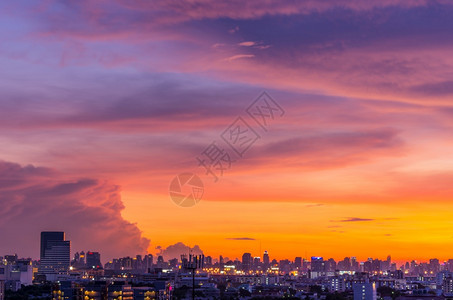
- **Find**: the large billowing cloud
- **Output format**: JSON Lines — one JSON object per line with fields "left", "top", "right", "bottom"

{"left": 156, "top": 242, "right": 203, "bottom": 261}
{"left": 0, "top": 161, "right": 149, "bottom": 261}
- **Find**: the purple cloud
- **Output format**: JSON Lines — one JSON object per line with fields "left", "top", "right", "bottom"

{"left": 157, "top": 242, "right": 203, "bottom": 261}
{"left": 336, "top": 217, "right": 375, "bottom": 222}
{"left": 0, "top": 160, "right": 149, "bottom": 261}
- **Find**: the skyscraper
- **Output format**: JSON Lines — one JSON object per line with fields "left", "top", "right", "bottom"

{"left": 86, "top": 252, "right": 102, "bottom": 269}
{"left": 242, "top": 253, "right": 252, "bottom": 272}
{"left": 263, "top": 251, "right": 270, "bottom": 270}
{"left": 0, "top": 266, "right": 5, "bottom": 300}
{"left": 295, "top": 257, "right": 302, "bottom": 269}
{"left": 39, "top": 231, "right": 70, "bottom": 274}
{"left": 310, "top": 257, "right": 325, "bottom": 279}
{"left": 40, "top": 232, "right": 64, "bottom": 259}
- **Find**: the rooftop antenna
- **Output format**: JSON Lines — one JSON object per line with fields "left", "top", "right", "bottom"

{"left": 181, "top": 254, "right": 204, "bottom": 300}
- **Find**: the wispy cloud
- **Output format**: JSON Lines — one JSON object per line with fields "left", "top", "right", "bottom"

{"left": 336, "top": 217, "right": 375, "bottom": 222}
{"left": 304, "top": 203, "right": 325, "bottom": 208}
{"left": 238, "top": 41, "right": 256, "bottom": 47}
{"left": 224, "top": 54, "right": 255, "bottom": 61}
{"left": 226, "top": 237, "right": 256, "bottom": 240}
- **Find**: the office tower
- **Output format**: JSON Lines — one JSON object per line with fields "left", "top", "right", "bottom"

{"left": 144, "top": 254, "right": 153, "bottom": 272}
{"left": 0, "top": 280, "right": 3, "bottom": 300}
{"left": 263, "top": 251, "right": 270, "bottom": 269}
{"left": 135, "top": 255, "right": 143, "bottom": 270}
{"left": 4, "top": 255, "right": 17, "bottom": 265}
{"left": 295, "top": 257, "right": 302, "bottom": 269}
{"left": 338, "top": 257, "right": 351, "bottom": 271}
{"left": 353, "top": 283, "right": 376, "bottom": 300}
{"left": 443, "top": 276, "right": 453, "bottom": 296}
{"left": 40, "top": 232, "right": 65, "bottom": 259}
{"left": 253, "top": 257, "right": 261, "bottom": 270}
{"left": 86, "top": 252, "right": 102, "bottom": 269}
{"left": 279, "top": 259, "right": 291, "bottom": 273}
{"left": 447, "top": 260, "right": 453, "bottom": 272}
{"left": 351, "top": 257, "right": 359, "bottom": 271}
{"left": 39, "top": 231, "right": 70, "bottom": 274}
{"left": 330, "top": 277, "right": 346, "bottom": 292}
{"left": 242, "top": 253, "right": 252, "bottom": 272}
{"left": 0, "top": 266, "right": 5, "bottom": 300}
{"left": 205, "top": 256, "right": 212, "bottom": 266}
{"left": 73, "top": 252, "right": 79, "bottom": 263}
{"left": 310, "top": 257, "right": 325, "bottom": 279}
{"left": 79, "top": 251, "right": 85, "bottom": 265}
{"left": 430, "top": 258, "right": 440, "bottom": 274}
{"left": 326, "top": 258, "right": 337, "bottom": 272}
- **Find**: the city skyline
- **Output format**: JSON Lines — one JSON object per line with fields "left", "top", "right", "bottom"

{"left": 3, "top": 231, "right": 453, "bottom": 300}
{"left": 3, "top": 232, "right": 453, "bottom": 275}
{"left": 2, "top": 231, "right": 452, "bottom": 266}
{"left": 2, "top": 1, "right": 453, "bottom": 265}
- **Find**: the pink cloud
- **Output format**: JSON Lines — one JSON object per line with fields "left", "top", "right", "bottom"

{"left": 0, "top": 160, "right": 150, "bottom": 261}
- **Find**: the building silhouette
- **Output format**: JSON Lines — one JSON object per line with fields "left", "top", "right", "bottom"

{"left": 242, "top": 253, "right": 252, "bottom": 272}
{"left": 86, "top": 252, "right": 102, "bottom": 269}
{"left": 353, "top": 282, "right": 377, "bottom": 300}
{"left": 38, "top": 231, "right": 70, "bottom": 275}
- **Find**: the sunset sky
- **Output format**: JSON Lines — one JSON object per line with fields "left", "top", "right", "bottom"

{"left": 1, "top": 0, "right": 453, "bottom": 264}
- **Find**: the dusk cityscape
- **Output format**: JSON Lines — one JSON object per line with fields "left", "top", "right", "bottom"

{"left": 2, "top": 0, "right": 453, "bottom": 299}
{"left": 3, "top": 231, "right": 453, "bottom": 300}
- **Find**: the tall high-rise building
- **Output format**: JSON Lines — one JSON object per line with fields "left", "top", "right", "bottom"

{"left": 144, "top": 254, "right": 153, "bottom": 272}
{"left": 39, "top": 231, "right": 70, "bottom": 274}
{"left": 353, "top": 283, "right": 376, "bottom": 300}
{"left": 0, "top": 280, "right": 4, "bottom": 300}
{"left": 205, "top": 256, "right": 212, "bottom": 266}
{"left": 253, "top": 257, "right": 261, "bottom": 270}
{"left": 86, "top": 252, "right": 102, "bottom": 269}
{"left": 263, "top": 251, "right": 270, "bottom": 269}
{"left": 310, "top": 257, "right": 325, "bottom": 279}
{"left": 40, "top": 232, "right": 65, "bottom": 259}
{"left": 242, "top": 253, "right": 252, "bottom": 272}
{"left": 351, "top": 257, "right": 359, "bottom": 271}
{"left": 0, "top": 265, "right": 5, "bottom": 300}
{"left": 295, "top": 257, "right": 302, "bottom": 269}
{"left": 442, "top": 276, "right": 453, "bottom": 296}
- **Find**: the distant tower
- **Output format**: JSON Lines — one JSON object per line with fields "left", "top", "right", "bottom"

{"left": 86, "top": 251, "right": 102, "bottom": 269}
{"left": 310, "top": 257, "right": 325, "bottom": 279}
{"left": 205, "top": 256, "right": 212, "bottom": 266}
{"left": 80, "top": 251, "right": 86, "bottom": 266}
{"left": 263, "top": 251, "right": 270, "bottom": 269}
{"left": 145, "top": 254, "right": 153, "bottom": 272}
{"left": 39, "top": 231, "right": 70, "bottom": 274}
{"left": 295, "top": 257, "right": 302, "bottom": 269}
{"left": 242, "top": 253, "right": 252, "bottom": 272}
